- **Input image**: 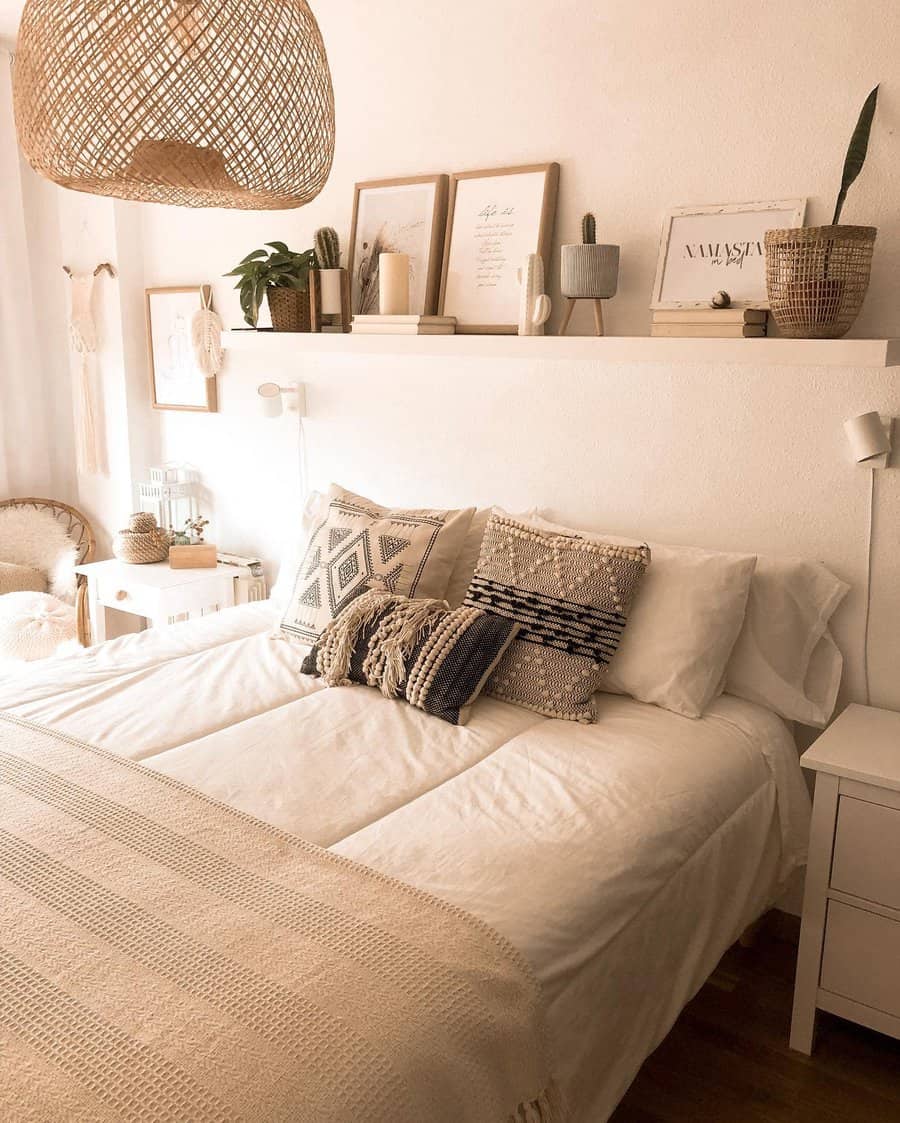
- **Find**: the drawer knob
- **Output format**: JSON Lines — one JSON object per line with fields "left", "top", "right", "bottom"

{"left": 115, "top": 589, "right": 128, "bottom": 601}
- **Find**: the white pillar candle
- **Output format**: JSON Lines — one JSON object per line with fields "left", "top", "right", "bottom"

{"left": 319, "top": 268, "right": 343, "bottom": 315}
{"left": 378, "top": 253, "right": 410, "bottom": 315}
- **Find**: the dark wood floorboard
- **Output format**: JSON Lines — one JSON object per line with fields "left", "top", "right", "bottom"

{"left": 609, "top": 915, "right": 900, "bottom": 1122}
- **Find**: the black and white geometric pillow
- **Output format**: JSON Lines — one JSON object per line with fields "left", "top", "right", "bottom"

{"left": 280, "top": 485, "right": 474, "bottom": 646}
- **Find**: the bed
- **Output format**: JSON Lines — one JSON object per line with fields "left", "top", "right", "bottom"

{"left": 0, "top": 599, "right": 811, "bottom": 1121}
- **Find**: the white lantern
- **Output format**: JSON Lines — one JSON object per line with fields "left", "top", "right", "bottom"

{"left": 138, "top": 464, "right": 200, "bottom": 534}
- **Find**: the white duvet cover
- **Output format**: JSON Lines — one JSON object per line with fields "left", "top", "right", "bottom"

{"left": 0, "top": 603, "right": 811, "bottom": 1121}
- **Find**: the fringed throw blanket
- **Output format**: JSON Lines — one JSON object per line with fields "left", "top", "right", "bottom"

{"left": 0, "top": 713, "right": 564, "bottom": 1123}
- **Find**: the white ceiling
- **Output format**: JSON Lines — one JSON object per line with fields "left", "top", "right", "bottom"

{"left": 0, "top": 0, "right": 22, "bottom": 40}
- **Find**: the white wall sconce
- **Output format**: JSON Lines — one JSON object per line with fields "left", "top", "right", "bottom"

{"left": 257, "top": 381, "right": 307, "bottom": 419}
{"left": 844, "top": 411, "right": 891, "bottom": 467}
{"left": 842, "top": 410, "right": 893, "bottom": 707}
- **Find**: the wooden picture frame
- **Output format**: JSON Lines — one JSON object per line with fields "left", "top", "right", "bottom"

{"left": 651, "top": 199, "right": 806, "bottom": 309}
{"left": 146, "top": 286, "right": 217, "bottom": 412}
{"left": 347, "top": 174, "right": 449, "bottom": 316}
{"left": 439, "top": 162, "right": 559, "bottom": 334}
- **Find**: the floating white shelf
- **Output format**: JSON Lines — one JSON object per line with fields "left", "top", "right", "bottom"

{"left": 222, "top": 330, "right": 900, "bottom": 368}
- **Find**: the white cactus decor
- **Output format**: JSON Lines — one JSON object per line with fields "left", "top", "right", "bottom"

{"left": 517, "top": 253, "right": 551, "bottom": 336}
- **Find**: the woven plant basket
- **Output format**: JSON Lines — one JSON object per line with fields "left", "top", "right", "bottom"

{"left": 12, "top": 0, "right": 334, "bottom": 210}
{"left": 112, "top": 513, "right": 170, "bottom": 564}
{"left": 268, "top": 287, "right": 312, "bottom": 333}
{"left": 764, "top": 226, "right": 876, "bottom": 339}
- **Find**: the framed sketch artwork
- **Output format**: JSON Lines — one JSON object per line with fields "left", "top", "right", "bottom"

{"left": 348, "top": 175, "right": 449, "bottom": 316}
{"left": 439, "top": 163, "right": 559, "bottom": 333}
{"left": 146, "top": 286, "right": 218, "bottom": 412}
{"left": 651, "top": 199, "right": 806, "bottom": 309}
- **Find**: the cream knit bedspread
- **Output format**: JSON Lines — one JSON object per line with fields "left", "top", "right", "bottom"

{"left": 0, "top": 713, "right": 563, "bottom": 1123}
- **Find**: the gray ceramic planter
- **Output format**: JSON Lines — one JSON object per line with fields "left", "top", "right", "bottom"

{"left": 560, "top": 244, "right": 619, "bottom": 299}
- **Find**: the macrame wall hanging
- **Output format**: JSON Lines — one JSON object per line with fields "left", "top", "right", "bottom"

{"left": 64, "top": 262, "right": 114, "bottom": 476}
{"left": 191, "top": 284, "right": 223, "bottom": 378}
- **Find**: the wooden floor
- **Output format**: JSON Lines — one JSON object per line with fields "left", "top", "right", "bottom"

{"left": 610, "top": 917, "right": 900, "bottom": 1122}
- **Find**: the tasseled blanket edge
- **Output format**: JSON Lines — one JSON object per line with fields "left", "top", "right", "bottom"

{"left": 508, "top": 1078, "right": 568, "bottom": 1122}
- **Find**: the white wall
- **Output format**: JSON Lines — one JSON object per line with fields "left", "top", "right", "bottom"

{"left": 7, "top": 1, "right": 900, "bottom": 710}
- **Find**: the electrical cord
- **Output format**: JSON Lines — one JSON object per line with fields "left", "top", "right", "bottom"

{"left": 862, "top": 466, "right": 876, "bottom": 706}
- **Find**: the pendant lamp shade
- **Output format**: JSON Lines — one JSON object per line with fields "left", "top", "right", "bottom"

{"left": 12, "top": 0, "right": 335, "bottom": 210}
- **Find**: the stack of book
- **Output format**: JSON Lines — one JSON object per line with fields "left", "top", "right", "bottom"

{"left": 650, "top": 308, "right": 768, "bottom": 338}
{"left": 351, "top": 314, "right": 456, "bottom": 336}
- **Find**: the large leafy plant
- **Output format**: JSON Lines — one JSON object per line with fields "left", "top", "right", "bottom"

{"left": 832, "top": 85, "right": 879, "bottom": 225}
{"left": 225, "top": 241, "right": 317, "bottom": 327}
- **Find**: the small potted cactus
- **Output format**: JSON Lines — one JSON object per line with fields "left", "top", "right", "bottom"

{"left": 560, "top": 213, "right": 619, "bottom": 301}
{"left": 311, "top": 225, "right": 351, "bottom": 331}
{"left": 314, "top": 226, "right": 343, "bottom": 313}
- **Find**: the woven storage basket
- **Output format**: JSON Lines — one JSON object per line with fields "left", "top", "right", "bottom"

{"left": 112, "top": 513, "right": 170, "bottom": 564}
{"left": 764, "top": 226, "right": 876, "bottom": 339}
{"left": 268, "top": 287, "right": 312, "bottom": 332}
{"left": 12, "top": 0, "right": 334, "bottom": 210}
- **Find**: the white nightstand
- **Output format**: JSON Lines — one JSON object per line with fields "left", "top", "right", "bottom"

{"left": 791, "top": 704, "right": 900, "bottom": 1053}
{"left": 74, "top": 559, "right": 236, "bottom": 643}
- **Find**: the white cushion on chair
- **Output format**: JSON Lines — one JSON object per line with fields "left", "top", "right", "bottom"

{"left": 0, "top": 507, "right": 79, "bottom": 603}
{"left": 0, "top": 592, "right": 77, "bottom": 662}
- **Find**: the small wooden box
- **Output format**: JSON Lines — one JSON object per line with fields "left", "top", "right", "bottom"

{"left": 168, "top": 543, "right": 218, "bottom": 570}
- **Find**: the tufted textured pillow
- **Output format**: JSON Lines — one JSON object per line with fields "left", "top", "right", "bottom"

{"left": 301, "top": 588, "right": 519, "bottom": 725}
{"left": 464, "top": 512, "right": 650, "bottom": 722}
{"left": 0, "top": 591, "right": 77, "bottom": 662}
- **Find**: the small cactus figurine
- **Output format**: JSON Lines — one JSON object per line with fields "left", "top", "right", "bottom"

{"left": 314, "top": 226, "right": 340, "bottom": 269}
{"left": 517, "top": 253, "right": 552, "bottom": 336}
{"left": 581, "top": 212, "right": 597, "bottom": 245}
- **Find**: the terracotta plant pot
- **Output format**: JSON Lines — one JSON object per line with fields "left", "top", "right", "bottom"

{"left": 764, "top": 225, "right": 876, "bottom": 339}
{"left": 560, "top": 244, "right": 619, "bottom": 299}
{"left": 267, "top": 286, "right": 311, "bottom": 332}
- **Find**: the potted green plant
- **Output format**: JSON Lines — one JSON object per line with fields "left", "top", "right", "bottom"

{"left": 765, "top": 86, "right": 879, "bottom": 339}
{"left": 225, "top": 241, "right": 317, "bottom": 331}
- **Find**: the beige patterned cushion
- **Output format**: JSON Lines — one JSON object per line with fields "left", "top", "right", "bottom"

{"left": 464, "top": 512, "right": 650, "bottom": 722}
{"left": 0, "top": 561, "right": 47, "bottom": 595}
{"left": 280, "top": 485, "right": 475, "bottom": 646}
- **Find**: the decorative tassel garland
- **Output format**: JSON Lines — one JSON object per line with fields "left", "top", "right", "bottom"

{"left": 313, "top": 588, "right": 450, "bottom": 697}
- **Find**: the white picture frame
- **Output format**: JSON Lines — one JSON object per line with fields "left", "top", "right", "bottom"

{"left": 439, "top": 163, "right": 559, "bottom": 334}
{"left": 651, "top": 199, "right": 806, "bottom": 309}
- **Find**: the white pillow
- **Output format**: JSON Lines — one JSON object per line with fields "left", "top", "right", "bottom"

{"left": 269, "top": 489, "right": 328, "bottom": 612}
{"left": 724, "top": 555, "right": 849, "bottom": 727}
{"left": 530, "top": 515, "right": 756, "bottom": 718}
{"left": 0, "top": 506, "right": 79, "bottom": 603}
{"left": 0, "top": 591, "right": 77, "bottom": 662}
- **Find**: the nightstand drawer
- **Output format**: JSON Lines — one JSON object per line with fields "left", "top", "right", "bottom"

{"left": 821, "top": 900, "right": 900, "bottom": 1019}
{"left": 95, "top": 572, "right": 159, "bottom": 618}
{"left": 832, "top": 796, "right": 900, "bottom": 910}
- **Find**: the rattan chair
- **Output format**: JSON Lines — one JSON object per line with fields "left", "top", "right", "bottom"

{"left": 0, "top": 497, "right": 96, "bottom": 646}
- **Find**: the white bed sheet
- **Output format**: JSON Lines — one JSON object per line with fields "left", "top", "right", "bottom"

{"left": 0, "top": 603, "right": 811, "bottom": 1121}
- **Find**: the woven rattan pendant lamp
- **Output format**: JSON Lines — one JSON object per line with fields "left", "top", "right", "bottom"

{"left": 13, "top": 0, "right": 335, "bottom": 210}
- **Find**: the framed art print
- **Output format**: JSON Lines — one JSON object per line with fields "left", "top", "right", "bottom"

{"left": 651, "top": 199, "right": 806, "bottom": 309}
{"left": 439, "top": 163, "right": 559, "bottom": 333}
{"left": 348, "top": 174, "right": 449, "bottom": 316}
{"left": 146, "top": 287, "right": 217, "bottom": 412}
